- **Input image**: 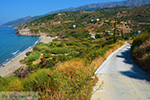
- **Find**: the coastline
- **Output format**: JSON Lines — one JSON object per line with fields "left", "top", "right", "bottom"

{"left": 0, "top": 36, "right": 55, "bottom": 77}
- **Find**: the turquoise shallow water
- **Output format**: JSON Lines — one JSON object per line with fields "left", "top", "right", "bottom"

{"left": 0, "top": 27, "right": 39, "bottom": 65}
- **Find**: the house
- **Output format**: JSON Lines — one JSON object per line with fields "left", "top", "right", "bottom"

{"left": 91, "top": 35, "right": 96, "bottom": 39}
{"left": 137, "top": 30, "right": 141, "bottom": 34}
{"left": 58, "top": 13, "right": 62, "bottom": 16}
{"left": 73, "top": 25, "right": 76, "bottom": 28}
{"left": 105, "top": 30, "right": 110, "bottom": 33}
{"left": 91, "top": 19, "right": 100, "bottom": 22}
{"left": 104, "top": 20, "right": 108, "bottom": 23}
{"left": 133, "top": 31, "right": 142, "bottom": 36}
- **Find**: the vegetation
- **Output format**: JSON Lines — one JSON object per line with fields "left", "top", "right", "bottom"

{"left": 21, "top": 51, "right": 41, "bottom": 65}
{"left": 1, "top": 4, "right": 150, "bottom": 100}
{"left": 95, "top": 34, "right": 101, "bottom": 39}
{"left": 0, "top": 36, "right": 124, "bottom": 99}
{"left": 131, "top": 32, "right": 150, "bottom": 73}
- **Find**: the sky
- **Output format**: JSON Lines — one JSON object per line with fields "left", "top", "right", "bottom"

{"left": 0, "top": 0, "right": 125, "bottom": 25}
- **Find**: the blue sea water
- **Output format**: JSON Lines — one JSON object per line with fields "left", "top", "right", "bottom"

{"left": 0, "top": 27, "right": 39, "bottom": 65}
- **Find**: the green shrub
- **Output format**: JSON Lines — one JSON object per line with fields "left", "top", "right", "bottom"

{"left": 23, "top": 51, "right": 41, "bottom": 65}
{"left": 95, "top": 34, "right": 101, "bottom": 39}
{"left": 66, "top": 42, "right": 76, "bottom": 46}
{"left": 99, "top": 39, "right": 114, "bottom": 47}
{"left": 33, "top": 43, "right": 49, "bottom": 52}
{"left": 28, "top": 51, "right": 41, "bottom": 62}
{"left": 26, "top": 51, "right": 31, "bottom": 56}
{"left": 132, "top": 32, "right": 150, "bottom": 48}
{"left": 57, "top": 43, "right": 67, "bottom": 47}
{"left": 70, "top": 51, "right": 79, "bottom": 57}
{"left": 0, "top": 77, "right": 23, "bottom": 91}
{"left": 50, "top": 48, "right": 70, "bottom": 54}
{"left": 131, "top": 32, "right": 150, "bottom": 73}
{"left": 146, "top": 54, "right": 150, "bottom": 67}
{"left": 56, "top": 54, "right": 70, "bottom": 61}
{"left": 22, "top": 69, "right": 61, "bottom": 92}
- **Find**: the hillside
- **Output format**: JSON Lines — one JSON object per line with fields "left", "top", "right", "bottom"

{"left": 1, "top": 16, "right": 41, "bottom": 27}
{"left": 16, "top": 4, "right": 150, "bottom": 40}
{"left": 131, "top": 31, "right": 150, "bottom": 73}
{"left": 1, "top": 0, "right": 150, "bottom": 27}
{"left": 0, "top": 3, "right": 150, "bottom": 100}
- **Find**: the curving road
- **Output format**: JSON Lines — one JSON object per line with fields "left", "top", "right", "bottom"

{"left": 91, "top": 43, "right": 150, "bottom": 100}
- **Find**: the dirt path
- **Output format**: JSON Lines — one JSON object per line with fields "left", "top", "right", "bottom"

{"left": 91, "top": 43, "right": 150, "bottom": 100}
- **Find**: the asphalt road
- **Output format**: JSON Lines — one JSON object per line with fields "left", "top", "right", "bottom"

{"left": 91, "top": 43, "right": 150, "bottom": 100}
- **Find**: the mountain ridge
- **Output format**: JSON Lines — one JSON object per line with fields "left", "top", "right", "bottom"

{"left": 1, "top": 0, "right": 150, "bottom": 27}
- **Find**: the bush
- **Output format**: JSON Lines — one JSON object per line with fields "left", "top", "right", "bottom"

{"left": 50, "top": 48, "right": 70, "bottom": 54}
{"left": 132, "top": 32, "right": 150, "bottom": 49}
{"left": 26, "top": 51, "right": 31, "bottom": 56}
{"left": 99, "top": 39, "right": 114, "bottom": 47}
{"left": 131, "top": 32, "right": 150, "bottom": 73}
{"left": 33, "top": 43, "right": 49, "bottom": 52}
{"left": 146, "top": 54, "right": 150, "bottom": 68}
{"left": 95, "top": 34, "right": 101, "bottom": 39}
{"left": 70, "top": 51, "right": 79, "bottom": 57}
{"left": 86, "top": 46, "right": 108, "bottom": 61}
{"left": 23, "top": 51, "right": 41, "bottom": 65}
{"left": 57, "top": 43, "right": 67, "bottom": 47}
{"left": 56, "top": 55, "right": 70, "bottom": 62}
{"left": 28, "top": 51, "right": 41, "bottom": 62}
{"left": 0, "top": 77, "right": 23, "bottom": 91}
{"left": 22, "top": 69, "right": 61, "bottom": 92}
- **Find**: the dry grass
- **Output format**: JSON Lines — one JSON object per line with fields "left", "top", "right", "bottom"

{"left": 55, "top": 59, "right": 95, "bottom": 100}
{"left": 56, "top": 58, "right": 91, "bottom": 78}
{"left": 90, "top": 43, "right": 124, "bottom": 71}
{"left": 56, "top": 59, "right": 84, "bottom": 72}
{"left": 56, "top": 42, "right": 124, "bottom": 76}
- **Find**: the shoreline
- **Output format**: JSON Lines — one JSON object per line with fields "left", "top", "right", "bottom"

{"left": 0, "top": 37, "right": 40, "bottom": 67}
{"left": 0, "top": 36, "right": 55, "bottom": 77}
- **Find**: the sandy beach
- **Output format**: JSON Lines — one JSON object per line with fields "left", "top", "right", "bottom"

{"left": 0, "top": 36, "right": 55, "bottom": 77}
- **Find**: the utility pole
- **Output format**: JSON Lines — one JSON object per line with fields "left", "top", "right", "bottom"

{"left": 121, "top": 29, "right": 124, "bottom": 39}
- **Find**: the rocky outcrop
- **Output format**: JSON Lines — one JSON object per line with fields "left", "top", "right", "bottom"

{"left": 18, "top": 29, "right": 30, "bottom": 36}
{"left": 15, "top": 28, "right": 40, "bottom": 36}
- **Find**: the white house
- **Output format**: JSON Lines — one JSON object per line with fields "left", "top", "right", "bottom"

{"left": 91, "top": 35, "right": 96, "bottom": 39}
{"left": 58, "top": 13, "right": 62, "bottom": 16}
{"left": 73, "top": 25, "right": 76, "bottom": 28}
{"left": 137, "top": 30, "right": 141, "bottom": 34}
{"left": 104, "top": 20, "right": 108, "bottom": 23}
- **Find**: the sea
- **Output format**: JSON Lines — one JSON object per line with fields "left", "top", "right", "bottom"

{"left": 0, "top": 27, "right": 40, "bottom": 66}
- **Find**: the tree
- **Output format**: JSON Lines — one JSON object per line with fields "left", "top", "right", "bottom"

{"left": 95, "top": 34, "right": 101, "bottom": 39}
{"left": 121, "top": 29, "right": 124, "bottom": 38}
